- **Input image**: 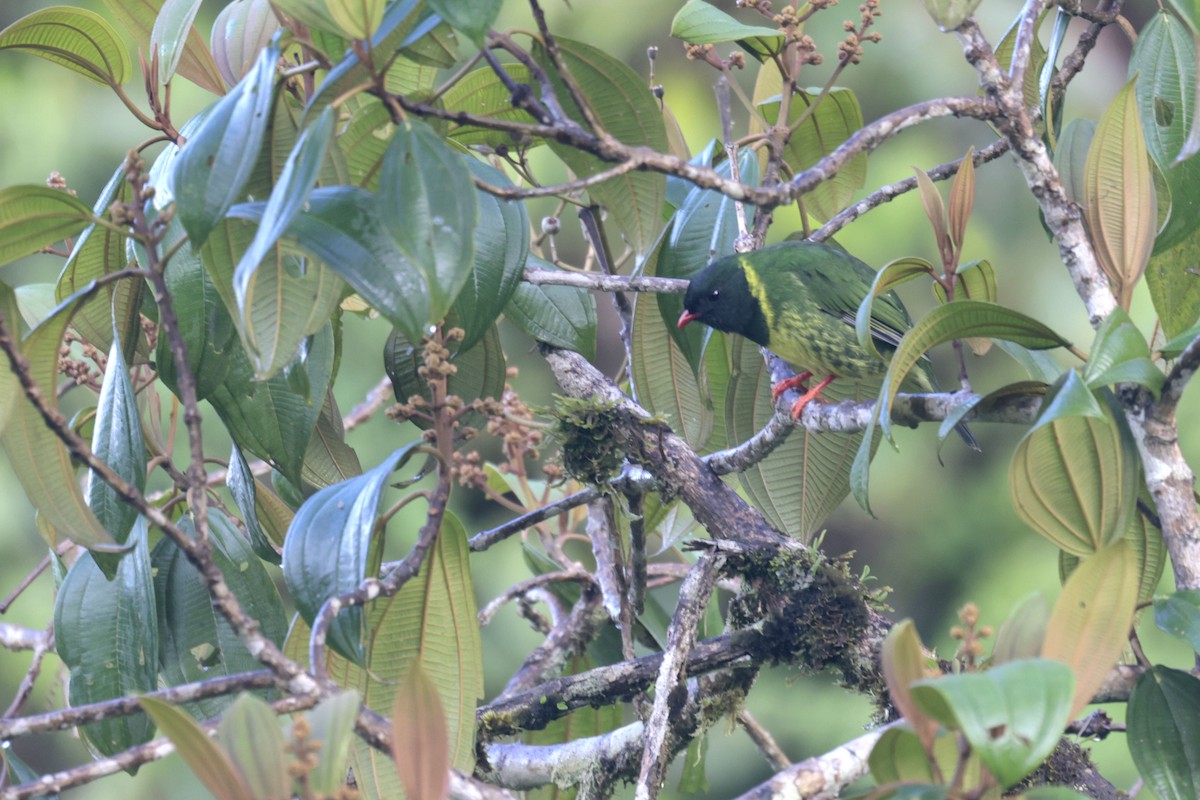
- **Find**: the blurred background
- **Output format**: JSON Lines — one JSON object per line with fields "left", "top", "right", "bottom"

{"left": 0, "top": 0, "right": 1193, "bottom": 797}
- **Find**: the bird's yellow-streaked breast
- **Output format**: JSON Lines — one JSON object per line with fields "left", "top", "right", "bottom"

{"left": 739, "top": 256, "right": 775, "bottom": 331}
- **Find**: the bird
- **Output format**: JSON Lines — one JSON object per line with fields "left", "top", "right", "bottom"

{"left": 676, "top": 240, "right": 976, "bottom": 448}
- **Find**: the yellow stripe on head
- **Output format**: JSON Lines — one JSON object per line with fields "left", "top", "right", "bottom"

{"left": 739, "top": 256, "right": 774, "bottom": 334}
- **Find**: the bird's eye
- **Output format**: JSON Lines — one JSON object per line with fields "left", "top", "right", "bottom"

{"left": 709, "top": 289, "right": 719, "bottom": 300}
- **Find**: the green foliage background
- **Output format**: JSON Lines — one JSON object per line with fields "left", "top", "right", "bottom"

{"left": 0, "top": 0, "right": 1196, "bottom": 797}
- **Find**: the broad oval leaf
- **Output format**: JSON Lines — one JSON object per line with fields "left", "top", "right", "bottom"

{"left": 379, "top": 118, "right": 478, "bottom": 325}
{"left": 391, "top": 661, "right": 450, "bottom": 800}
{"left": 426, "top": 0, "right": 500, "bottom": 44}
{"left": 284, "top": 511, "right": 483, "bottom": 797}
{"left": 232, "top": 187, "right": 430, "bottom": 344}
{"left": 139, "top": 696, "right": 254, "bottom": 800}
{"left": 1153, "top": 589, "right": 1200, "bottom": 652}
{"left": 152, "top": 0, "right": 204, "bottom": 85}
{"left": 218, "top": 694, "right": 290, "bottom": 800}
{"left": 534, "top": 36, "right": 669, "bottom": 257}
{"left": 452, "top": 158, "right": 529, "bottom": 352}
{"left": 670, "top": 0, "right": 784, "bottom": 60}
{"left": 506, "top": 258, "right": 597, "bottom": 361}
{"left": 282, "top": 443, "right": 424, "bottom": 663}
{"left": 1082, "top": 307, "right": 1165, "bottom": 395}
{"left": 384, "top": 319, "right": 506, "bottom": 431}
{"left": 1131, "top": 11, "right": 1200, "bottom": 253}
{"left": 54, "top": 523, "right": 158, "bottom": 756}
{"left": 727, "top": 335, "right": 877, "bottom": 540}
{"left": 324, "top": 0, "right": 387, "bottom": 39}
{"left": 102, "top": 0, "right": 225, "bottom": 94}
{"left": 910, "top": 659, "right": 1074, "bottom": 788}
{"left": 879, "top": 300, "right": 1069, "bottom": 440}
{"left": 855, "top": 257, "right": 937, "bottom": 362}
{"left": 305, "top": 690, "right": 361, "bottom": 796}
{"left": 881, "top": 620, "right": 940, "bottom": 749}
{"left": 1148, "top": 224, "right": 1200, "bottom": 341}
{"left": 1084, "top": 78, "right": 1157, "bottom": 309}
{"left": 87, "top": 333, "right": 146, "bottom": 543}
{"left": 1127, "top": 666, "right": 1200, "bottom": 800}
{"left": 1010, "top": 381, "right": 1138, "bottom": 556}
{"left": 152, "top": 511, "right": 287, "bottom": 720}
{"left": 173, "top": 40, "right": 278, "bottom": 249}
{"left": 631, "top": 290, "right": 714, "bottom": 450}
{"left": 992, "top": 592, "right": 1050, "bottom": 664}
{"left": 0, "top": 185, "right": 97, "bottom": 267}
{"left": 441, "top": 65, "right": 540, "bottom": 148}
{"left": 1043, "top": 539, "right": 1140, "bottom": 718}
{"left": 0, "top": 6, "right": 131, "bottom": 86}
{"left": 2, "top": 286, "right": 120, "bottom": 550}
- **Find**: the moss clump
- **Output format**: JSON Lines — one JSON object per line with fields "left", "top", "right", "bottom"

{"left": 549, "top": 394, "right": 626, "bottom": 486}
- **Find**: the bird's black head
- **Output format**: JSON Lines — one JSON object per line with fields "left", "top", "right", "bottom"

{"left": 677, "top": 256, "right": 770, "bottom": 347}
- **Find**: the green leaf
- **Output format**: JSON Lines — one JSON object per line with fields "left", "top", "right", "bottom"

{"left": 856, "top": 257, "right": 937, "bottom": 362}
{"left": 208, "top": 323, "right": 335, "bottom": 488}
{"left": 1131, "top": 11, "right": 1200, "bottom": 252}
{"left": 385, "top": 320, "right": 505, "bottom": 432}
{"left": 87, "top": 332, "right": 146, "bottom": 543}
{"left": 535, "top": 37, "right": 669, "bottom": 256}
{"left": 0, "top": 6, "right": 131, "bottom": 87}
{"left": 910, "top": 659, "right": 1074, "bottom": 788}
{"left": 139, "top": 696, "right": 254, "bottom": 800}
{"left": 1043, "top": 539, "right": 1140, "bottom": 718}
{"left": 305, "top": 690, "right": 360, "bottom": 796}
{"left": 338, "top": 99, "right": 394, "bottom": 188}
{"left": 218, "top": 694, "right": 290, "bottom": 800}
{"left": 285, "top": 511, "right": 483, "bottom": 796}
{"left": 441, "top": 65, "right": 540, "bottom": 147}
{"left": 1081, "top": 307, "right": 1164, "bottom": 395}
{"left": 232, "top": 106, "right": 336, "bottom": 373}
{"left": 992, "top": 592, "right": 1049, "bottom": 664}
{"left": 727, "top": 336, "right": 876, "bottom": 541}
{"left": 670, "top": 0, "right": 785, "bottom": 60}
{"left": 1148, "top": 221, "right": 1200, "bottom": 342}
{"left": 55, "top": 164, "right": 143, "bottom": 360}
{"left": 880, "top": 300, "right": 1069, "bottom": 440}
{"left": 228, "top": 444, "right": 281, "bottom": 564}
{"left": 102, "top": 0, "right": 225, "bottom": 94}
{"left": 2, "top": 287, "right": 120, "bottom": 551}
{"left": 1166, "top": 0, "right": 1200, "bottom": 34}
{"left": 0, "top": 185, "right": 97, "bottom": 267}
{"left": 756, "top": 84, "right": 867, "bottom": 221}
{"left": 282, "top": 444, "right": 424, "bottom": 663}
{"left": 379, "top": 118, "right": 477, "bottom": 325}
{"left": 173, "top": 40, "right": 278, "bottom": 248}
{"left": 152, "top": 0, "right": 204, "bottom": 85}
{"left": 152, "top": 511, "right": 286, "bottom": 720}
{"left": 1154, "top": 590, "right": 1200, "bottom": 652}
{"left": 656, "top": 145, "right": 759, "bottom": 373}
{"left": 1084, "top": 78, "right": 1157, "bottom": 309}
{"left": 233, "top": 187, "right": 429, "bottom": 344}
{"left": 1128, "top": 666, "right": 1200, "bottom": 800}
{"left": 300, "top": 390, "right": 363, "bottom": 489}
{"left": 270, "top": 0, "right": 345, "bottom": 37}
{"left": 0, "top": 281, "right": 19, "bottom": 437}
{"left": 506, "top": 257, "right": 597, "bottom": 360}
{"left": 324, "top": 0, "right": 387, "bottom": 39}
{"left": 1053, "top": 119, "right": 1095, "bottom": 206}
{"left": 452, "top": 158, "right": 529, "bottom": 352}
{"left": 426, "top": 0, "right": 500, "bottom": 44}
{"left": 211, "top": 0, "right": 280, "bottom": 89}
{"left": 868, "top": 726, "right": 937, "bottom": 785}
{"left": 55, "top": 523, "right": 158, "bottom": 756}
{"left": 1011, "top": 380, "right": 1138, "bottom": 556}
{"left": 631, "top": 290, "right": 714, "bottom": 450}
{"left": 919, "top": 0, "right": 983, "bottom": 31}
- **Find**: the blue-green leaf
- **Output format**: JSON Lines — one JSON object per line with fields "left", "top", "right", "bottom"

{"left": 173, "top": 40, "right": 278, "bottom": 248}
{"left": 87, "top": 331, "right": 146, "bottom": 544}
{"left": 1128, "top": 666, "right": 1200, "bottom": 800}
{"left": 426, "top": 0, "right": 500, "bottom": 44}
{"left": 507, "top": 257, "right": 596, "bottom": 361}
{"left": 1154, "top": 589, "right": 1200, "bottom": 652}
{"left": 282, "top": 443, "right": 425, "bottom": 663}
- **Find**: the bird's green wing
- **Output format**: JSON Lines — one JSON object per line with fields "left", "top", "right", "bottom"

{"left": 796, "top": 246, "right": 912, "bottom": 352}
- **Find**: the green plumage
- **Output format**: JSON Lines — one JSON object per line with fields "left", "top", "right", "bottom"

{"left": 678, "top": 241, "right": 975, "bottom": 447}
{"left": 679, "top": 241, "right": 932, "bottom": 389}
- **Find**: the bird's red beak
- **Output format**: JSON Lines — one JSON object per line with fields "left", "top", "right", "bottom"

{"left": 677, "top": 310, "right": 700, "bottom": 329}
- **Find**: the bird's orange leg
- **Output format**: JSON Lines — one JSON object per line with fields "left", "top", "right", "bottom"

{"left": 789, "top": 374, "right": 836, "bottom": 420}
{"left": 771, "top": 371, "right": 813, "bottom": 403}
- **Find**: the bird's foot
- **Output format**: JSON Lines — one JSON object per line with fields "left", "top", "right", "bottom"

{"left": 789, "top": 375, "right": 836, "bottom": 421}
{"left": 771, "top": 371, "right": 813, "bottom": 402}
